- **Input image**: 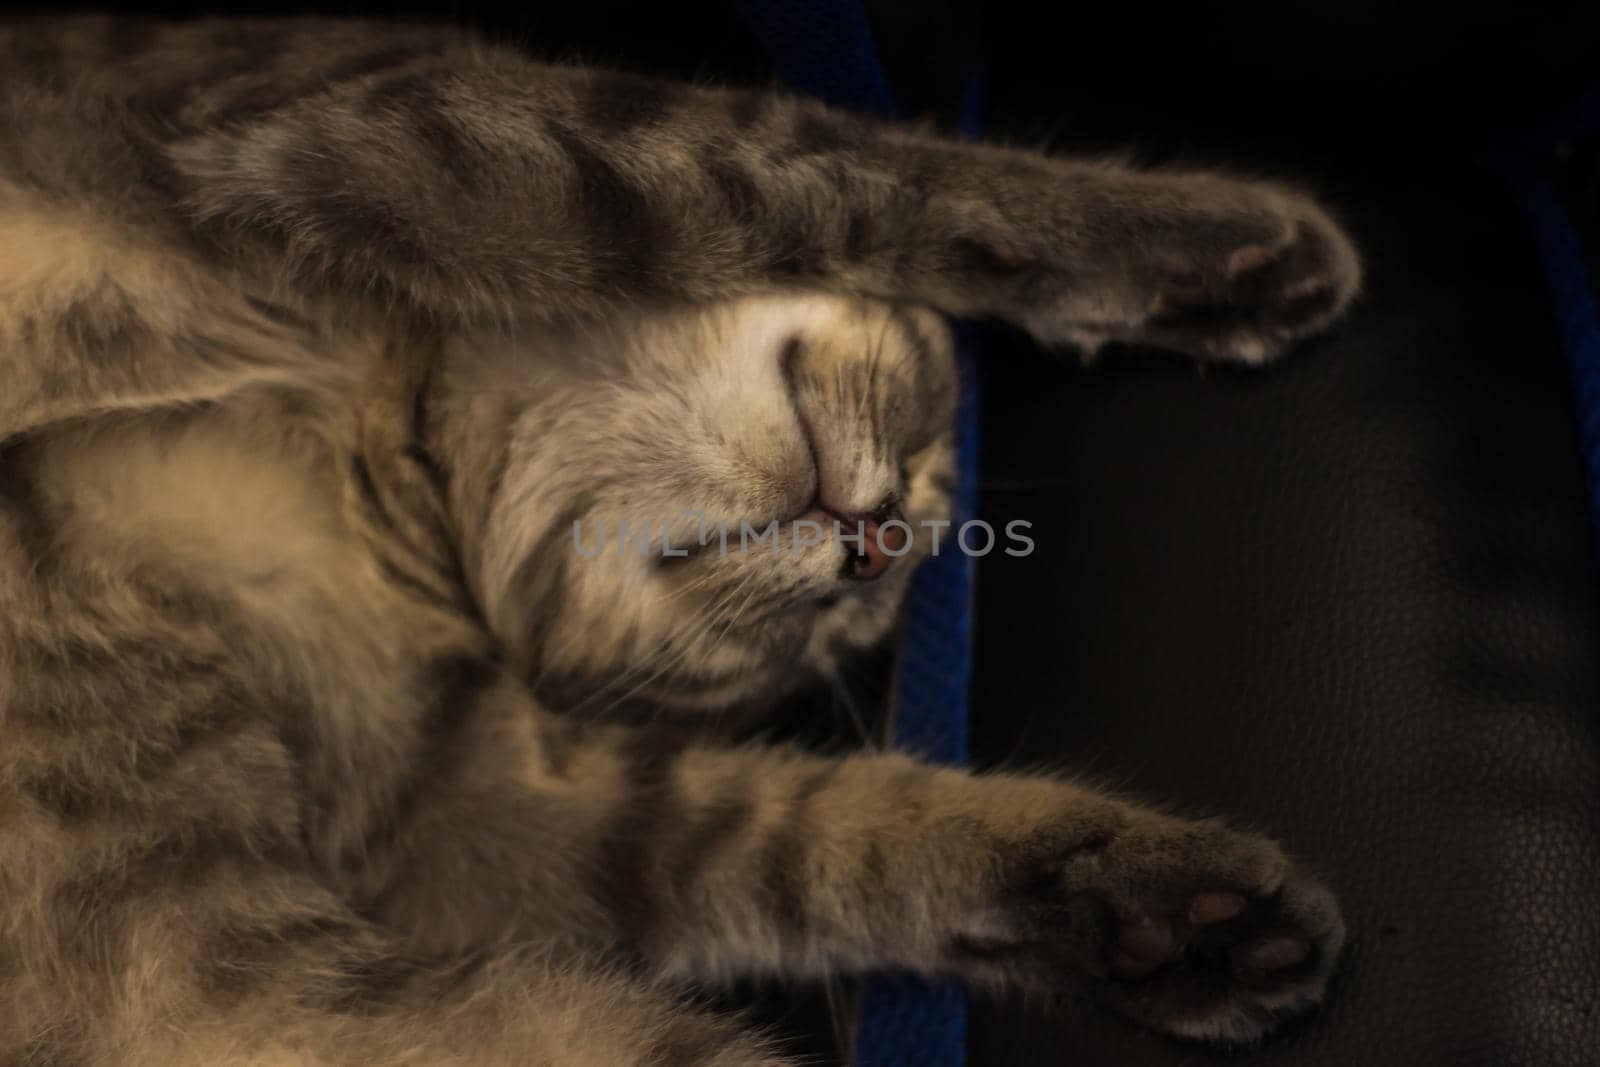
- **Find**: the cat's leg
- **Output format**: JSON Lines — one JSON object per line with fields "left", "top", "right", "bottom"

{"left": 0, "top": 176, "right": 327, "bottom": 435}
{"left": 8, "top": 881, "right": 788, "bottom": 1066}
{"left": 0, "top": 556, "right": 786, "bottom": 1066}
{"left": 14, "top": 18, "right": 1358, "bottom": 368}
{"left": 368, "top": 686, "right": 1343, "bottom": 1047}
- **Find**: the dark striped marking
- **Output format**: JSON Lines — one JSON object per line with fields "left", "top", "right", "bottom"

{"left": 578, "top": 71, "right": 677, "bottom": 138}
{"left": 757, "top": 762, "right": 841, "bottom": 945}
{"left": 585, "top": 727, "right": 691, "bottom": 955}
{"left": 349, "top": 654, "right": 501, "bottom": 868}
{"left": 364, "top": 67, "right": 491, "bottom": 194}
{"left": 724, "top": 90, "right": 770, "bottom": 131}
{"left": 0, "top": 438, "right": 59, "bottom": 572}
{"left": 404, "top": 356, "right": 452, "bottom": 499}
{"left": 791, "top": 108, "right": 868, "bottom": 159}
{"left": 844, "top": 204, "right": 877, "bottom": 261}
{"left": 3, "top": 23, "right": 66, "bottom": 83}
{"left": 704, "top": 155, "right": 764, "bottom": 227}
{"left": 280, "top": 128, "right": 438, "bottom": 297}
{"left": 197, "top": 912, "right": 352, "bottom": 1009}
{"left": 508, "top": 494, "right": 597, "bottom": 671}
{"left": 322, "top": 41, "right": 448, "bottom": 97}
{"left": 653, "top": 776, "right": 757, "bottom": 954}
{"left": 316, "top": 947, "right": 485, "bottom": 1018}
{"left": 48, "top": 825, "right": 240, "bottom": 973}
{"left": 947, "top": 235, "right": 1039, "bottom": 281}
{"left": 546, "top": 124, "right": 670, "bottom": 295}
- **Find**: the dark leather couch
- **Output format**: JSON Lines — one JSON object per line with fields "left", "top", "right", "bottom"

{"left": 976, "top": 161, "right": 1600, "bottom": 1067}
{"left": 967, "top": 6, "right": 1600, "bottom": 1064}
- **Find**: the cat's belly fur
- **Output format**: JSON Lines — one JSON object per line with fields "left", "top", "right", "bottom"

{"left": 3, "top": 398, "right": 371, "bottom": 624}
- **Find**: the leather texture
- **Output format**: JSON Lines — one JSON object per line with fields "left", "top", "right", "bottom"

{"left": 971, "top": 164, "right": 1600, "bottom": 1065}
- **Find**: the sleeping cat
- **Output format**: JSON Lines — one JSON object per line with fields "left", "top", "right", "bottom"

{"left": 0, "top": 16, "right": 1360, "bottom": 1066}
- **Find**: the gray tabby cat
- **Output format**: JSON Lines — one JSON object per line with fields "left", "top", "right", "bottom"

{"left": 0, "top": 16, "right": 1360, "bottom": 1066}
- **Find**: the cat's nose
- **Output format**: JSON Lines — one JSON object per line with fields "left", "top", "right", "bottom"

{"left": 838, "top": 504, "right": 908, "bottom": 581}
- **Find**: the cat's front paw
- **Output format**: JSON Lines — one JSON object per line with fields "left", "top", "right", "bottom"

{"left": 1021, "top": 177, "right": 1361, "bottom": 365}
{"left": 1094, "top": 850, "right": 1342, "bottom": 1045}
{"left": 1087, "top": 817, "right": 1342, "bottom": 1046}
{"left": 1135, "top": 193, "right": 1362, "bottom": 365}
{"left": 967, "top": 811, "right": 1344, "bottom": 1047}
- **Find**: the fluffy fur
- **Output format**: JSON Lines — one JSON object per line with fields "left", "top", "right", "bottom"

{"left": 0, "top": 16, "right": 1359, "bottom": 1065}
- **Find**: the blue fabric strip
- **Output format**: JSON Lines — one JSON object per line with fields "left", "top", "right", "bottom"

{"left": 735, "top": 2, "right": 978, "bottom": 1064}
{"left": 735, "top": 0, "right": 897, "bottom": 118}
{"left": 1495, "top": 77, "right": 1600, "bottom": 564}
{"left": 853, "top": 336, "right": 978, "bottom": 1067}
{"left": 1505, "top": 160, "right": 1600, "bottom": 565}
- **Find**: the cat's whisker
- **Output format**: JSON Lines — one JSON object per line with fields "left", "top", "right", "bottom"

{"left": 564, "top": 560, "right": 761, "bottom": 718}
{"left": 826, "top": 672, "right": 873, "bottom": 748}
{"left": 583, "top": 566, "right": 764, "bottom": 717}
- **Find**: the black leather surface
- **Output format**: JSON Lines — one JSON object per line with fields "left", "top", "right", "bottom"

{"left": 972, "top": 163, "right": 1600, "bottom": 1065}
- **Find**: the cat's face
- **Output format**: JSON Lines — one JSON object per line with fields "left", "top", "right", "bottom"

{"left": 453, "top": 296, "right": 958, "bottom": 714}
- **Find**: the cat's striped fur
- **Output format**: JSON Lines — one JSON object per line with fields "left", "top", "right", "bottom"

{"left": 0, "top": 16, "right": 1356, "bottom": 1066}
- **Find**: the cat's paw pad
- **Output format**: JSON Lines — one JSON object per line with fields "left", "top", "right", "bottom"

{"left": 1144, "top": 203, "right": 1361, "bottom": 365}
{"left": 1086, "top": 825, "right": 1344, "bottom": 1047}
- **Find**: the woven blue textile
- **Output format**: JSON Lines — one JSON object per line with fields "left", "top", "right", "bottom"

{"left": 736, "top": 2, "right": 978, "bottom": 1064}
{"left": 1498, "top": 82, "right": 1600, "bottom": 565}
{"left": 853, "top": 342, "right": 979, "bottom": 1067}
{"left": 1506, "top": 162, "right": 1600, "bottom": 564}
{"left": 735, "top": 0, "right": 896, "bottom": 118}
